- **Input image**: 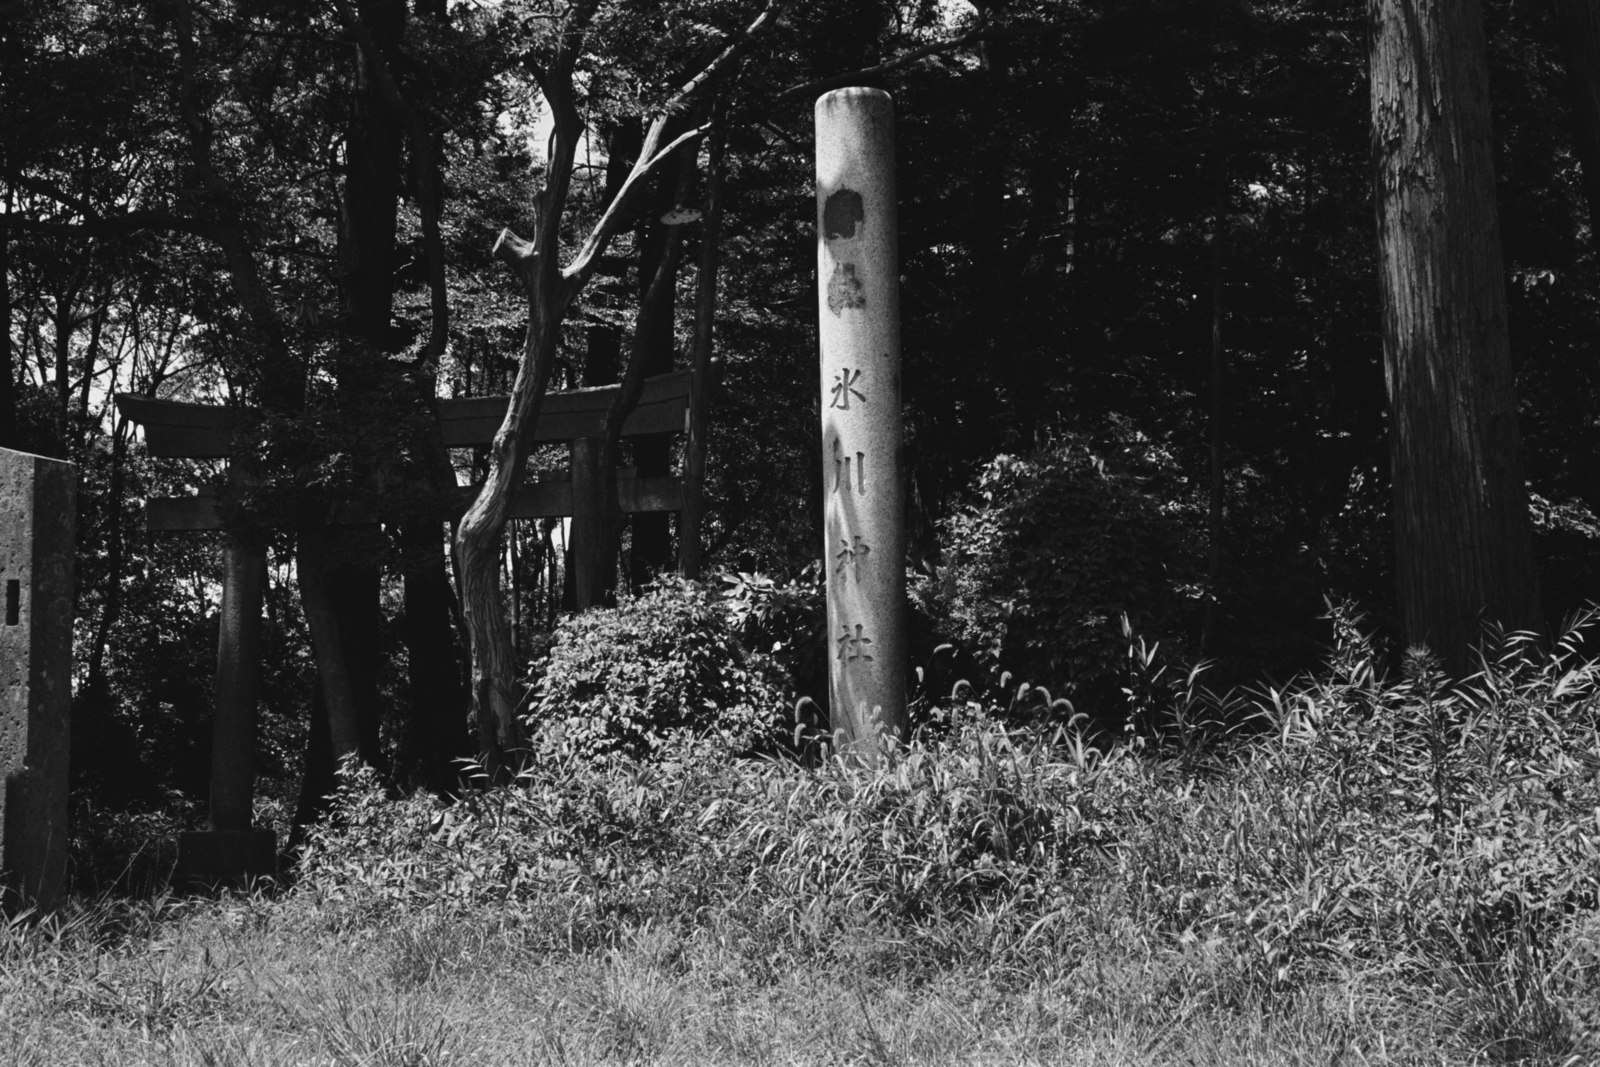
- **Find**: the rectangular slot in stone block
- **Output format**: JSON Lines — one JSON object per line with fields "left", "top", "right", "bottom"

{"left": 1, "top": 447, "right": 76, "bottom": 912}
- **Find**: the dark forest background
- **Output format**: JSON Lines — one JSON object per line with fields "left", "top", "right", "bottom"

{"left": 3, "top": 0, "right": 1597, "bottom": 814}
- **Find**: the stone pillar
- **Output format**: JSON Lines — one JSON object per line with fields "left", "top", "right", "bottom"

{"left": 815, "top": 88, "right": 907, "bottom": 754}
{"left": 569, "top": 435, "right": 605, "bottom": 609}
{"left": 0, "top": 447, "right": 75, "bottom": 911}
{"left": 177, "top": 461, "right": 274, "bottom": 888}
{"left": 208, "top": 531, "right": 264, "bottom": 833}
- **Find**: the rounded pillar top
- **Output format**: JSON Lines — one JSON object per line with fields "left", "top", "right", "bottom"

{"left": 815, "top": 86, "right": 894, "bottom": 115}
{"left": 814, "top": 87, "right": 898, "bottom": 213}
{"left": 815, "top": 90, "right": 896, "bottom": 146}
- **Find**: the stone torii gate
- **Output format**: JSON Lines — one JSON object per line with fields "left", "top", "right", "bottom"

{"left": 116, "top": 370, "right": 696, "bottom": 884}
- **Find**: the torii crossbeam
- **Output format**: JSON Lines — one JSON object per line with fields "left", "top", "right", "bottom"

{"left": 115, "top": 370, "right": 700, "bottom": 884}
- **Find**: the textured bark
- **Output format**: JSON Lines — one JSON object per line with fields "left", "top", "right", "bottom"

{"left": 679, "top": 106, "right": 727, "bottom": 579}
{"left": 599, "top": 141, "right": 690, "bottom": 601}
{"left": 567, "top": 123, "right": 634, "bottom": 608}
{"left": 1370, "top": 0, "right": 1543, "bottom": 671}
{"left": 457, "top": 231, "right": 561, "bottom": 773}
{"left": 399, "top": 59, "right": 472, "bottom": 788}
{"left": 627, "top": 129, "right": 690, "bottom": 590}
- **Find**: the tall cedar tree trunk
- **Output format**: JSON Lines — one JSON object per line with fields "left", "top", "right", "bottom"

{"left": 595, "top": 148, "right": 692, "bottom": 603}
{"left": 1551, "top": 0, "right": 1600, "bottom": 255}
{"left": 1369, "top": 0, "right": 1543, "bottom": 672}
{"left": 575, "top": 116, "right": 691, "bottom": 607}
{"left": 330, "top": 0, "right": 471, "bottom": 793}
{"left": 567, "top": 121, "right": 638, "bottom": 611}
{"left": 298, "top": 0, "right": 410, "bottom": 785}
{"left": 679, "top": 100, "right": 727, "bottom": 579}
{"left": 627, "top": 126, "right": 688, "bottom": 591}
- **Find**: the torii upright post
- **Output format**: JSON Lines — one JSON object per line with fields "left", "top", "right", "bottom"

{"left": 815, "top": 87, "right": 907, "bottom": 755}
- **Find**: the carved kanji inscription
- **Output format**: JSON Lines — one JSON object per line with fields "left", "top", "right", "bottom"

{"left": 836, "top": 623, "right": 874, "bottom": 662}
{"left": 834, "top": 534, "right": 871, "bottom": 579}
{"left": 832, "top": 437, "right": 866, "bottom": 495}
{"left": 830, "top": 368, "right": 866, "bottom": 410}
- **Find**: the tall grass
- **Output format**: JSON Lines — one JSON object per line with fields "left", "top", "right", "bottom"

{"left": 5, "top": 606, "right": 1599, "bottom": 1064}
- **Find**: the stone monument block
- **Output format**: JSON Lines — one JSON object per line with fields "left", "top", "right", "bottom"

{"left": 1, "top": 447, "right": 76, "bottom": 911}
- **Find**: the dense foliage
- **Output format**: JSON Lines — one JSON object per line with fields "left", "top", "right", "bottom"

{"left": 928, "top": 433, "right": 1201, "bottom": 708}
{"left": 275, "top": 615, "right": 1600, "bottom": 1060}
{"left": 522, "top": 579, "right": 791, "bottom": 761}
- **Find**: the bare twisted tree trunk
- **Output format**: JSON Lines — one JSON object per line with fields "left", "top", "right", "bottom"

{"left": 454, "top": 3, "right": 787, "bottom": 776}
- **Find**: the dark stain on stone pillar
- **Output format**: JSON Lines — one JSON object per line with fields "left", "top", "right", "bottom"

{"left": 827, "top": 262, "right": 867, "bottom": 316}
{"left": 824, "top": 189, "right": 864, "bottom": 240}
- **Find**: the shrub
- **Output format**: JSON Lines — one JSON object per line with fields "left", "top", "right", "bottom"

{"left": 930, "top": 432, "right": 1201, "bottom": 716}
{"left": 720, "top": 566, "right": 827, "bottom": 709}
{"left": 523, "top": 578, "right": 791, "bottom": 761}
{"left": 292, "top": 745, "right": 763, "bottom": 949}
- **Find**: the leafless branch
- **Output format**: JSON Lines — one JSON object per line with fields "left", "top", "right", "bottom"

{"left": 563, "top": 122, "right": 706, "bottom": 286}
{"left": 561, "top": 0, "right": 789, "bottom": 291}
{"left": 666, "top": 0, "right": 791, "bottom": 114}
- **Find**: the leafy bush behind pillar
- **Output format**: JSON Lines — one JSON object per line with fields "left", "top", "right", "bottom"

{"left": 931, "top": 433, "right": 1201, "bottom": 709}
